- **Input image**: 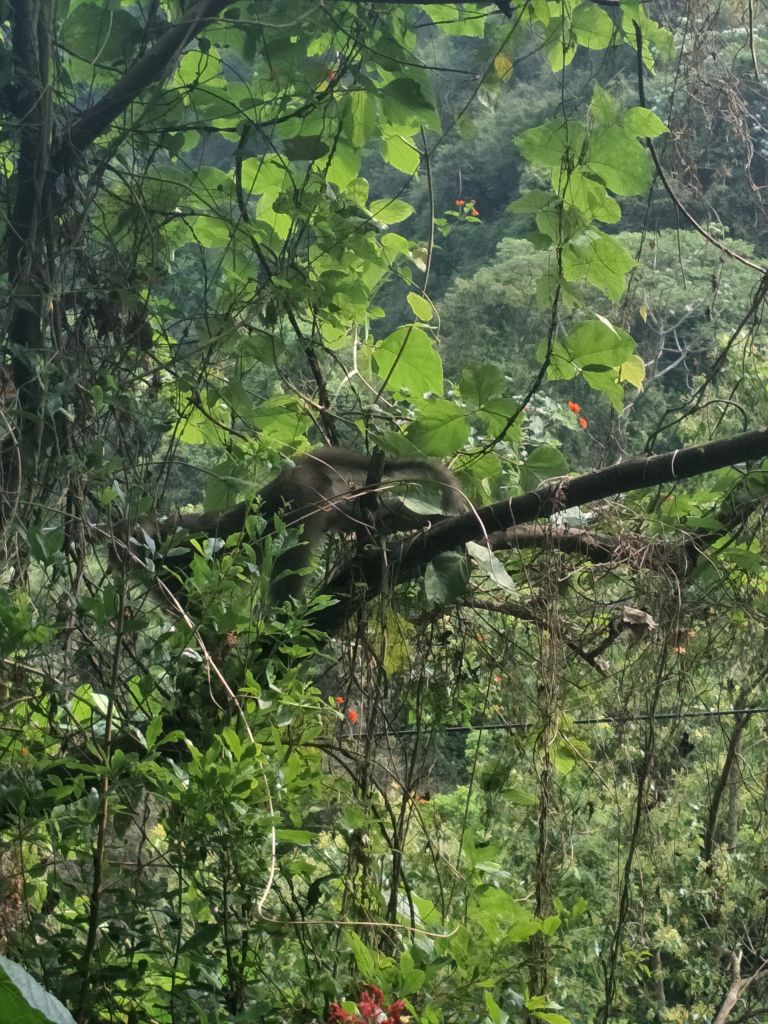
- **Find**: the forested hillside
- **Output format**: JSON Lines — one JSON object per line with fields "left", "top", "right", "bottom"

{"left": 1, "top": 2, "right": 768, "bottom": 1022}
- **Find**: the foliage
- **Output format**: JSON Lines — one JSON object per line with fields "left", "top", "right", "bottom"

{"left": 1, "top": 2, "right": 768, "bottom": 1024}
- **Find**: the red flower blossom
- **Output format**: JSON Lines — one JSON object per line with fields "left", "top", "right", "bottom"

{"left": 471, "top": 208, "right": 480, "bottom": 216}
{"left": 347, "top": 708, "right": 358, "bottom": 724}
{"left": 455, "top": 198, "right": 465, "bottom": 206}
{"left": 358, "top": 987, "right": 384, "bottom": 1018}
{"left": 328, "top": 1005, "right": 360, "bottom": 1024}
{"left": 327, "top": 988, "right": 407, "bottom": 1024}
{"left": 568, "top": 400, "right": 581, "bottom": 413}
{"left": 579, "top": 416, "right": 588, "bottom": 429}
{"left": 335, "top": 695, "right": 345, "bottom": 704}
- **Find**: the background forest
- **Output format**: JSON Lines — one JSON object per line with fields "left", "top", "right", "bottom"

{"left": 2, "top": 1, "right": 768, "bottom": 1022}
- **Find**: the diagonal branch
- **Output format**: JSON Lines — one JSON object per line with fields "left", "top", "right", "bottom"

{"left": 52, "top": 0, "right": 233, "bottom": 166}
{"left": 317, "top": 428, "right": 768, "bottom": 631}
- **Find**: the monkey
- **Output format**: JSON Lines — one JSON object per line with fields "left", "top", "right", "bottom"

{"left": 112, "top": 446, "right": 469, "bottom": 605}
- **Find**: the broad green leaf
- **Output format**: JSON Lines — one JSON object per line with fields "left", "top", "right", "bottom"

{"left": 61, "top": 5, "right": 142, "bottom": 65}
{"left": 0, "top": 956, "right": 76, "bottom": 1024}
{"left": 381, "top": 133, "right": 421, "bottom": 174}
{"left": 520, "top": 445, "right": 569, "bottom": 491}
{"left": 582, "top": 369, "right": 624, "bottom": 411}
{"left": 484, "top": 991, "right": 509, "bottom": 1024}
{"left": 477, "top": 398, "right": 523, "bottom": 445}
{"left": 407, "top": 397, "right": 470, "bottom": 456}
{"left": 587, "top": 125, "right": 652, "bottom": 195}
{"left": 251, "top": 395, "right": 311, "bottom": 442}
{"left": 368, "top": 198, "right": 415, "bottom": 226}
{"left": 564, "top": 318, "right": 635, "bottom": 370}
{"left": 282, "top": 135, "right": 330, "bottom": 162}
{"left": 327, "top": 143, "right": 361, "bottom": 188}
{"left": 507, "top": 918, "right": 542, "bottom": 941}
{"left": 572, "top": 2, "right": 614, "bottom": 48}
{"left": 516, "top": 118, "right": 587, "bottom": 170}
{"left": 345, "top": 931, "right": 378, "bottom": 979}
{"left": 540, "top": 914, "right": 562, "bottom": 936}
{"left": 379, "top": 77, "right": 440, "bottom": 132}
{"left": 509, "top": 190, "right": 552, "bottom": 214}
{"left": 425, "top": 551, "right": 470, "bottom": 604}
{"left": 342, "top": 90, "right": 379, "bottom": 147}
{"left": 406, "top": 292, "right": 434, "bottom": 321}
{"left": 374, "top": 326, "right": 443, "bottom": 394}
{"left": 563, "top": 229, "right": 635, "bottom": 299}
{"left": 623, "top": 105, "right": 669, "bottom": 138}
{"left": 459, "top": 364, "right": 505, "bottom": 407}
{"left": 589, "top": 83, "right": 617, "bottom": 125}
{"left": 467, "top": 542, "right": 517, "bottom": 593}
{"left": 422, "top": 3, "right": 486, "bottom": 36}
{"left": 188, "top": 216, "right": 230, "bottom": 247}
{"left": 618, "top": 352, "right": 646, "bottom": 388}
{"left": 555, "top": 167, "right": 621, "bottom": 223}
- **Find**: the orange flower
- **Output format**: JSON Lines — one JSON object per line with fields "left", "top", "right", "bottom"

{"left": 568, "top": 400, "right": 581, "bottom": 413}
{"left": 347, "top": 709, "right": 358, "bottom": 724}
{"left": 471, "top": 208, "right": 480, "bottom": 216}
{"left": 335, "top": 695, "right": 344, "bottom": 705}
{"left": 579, "top": 416, "right": 588, "bottom": 429}
{"left": 493, "top": 674, "right": 502, "bottom": 683}
{"left": 455, "top": 199, "right": 465, "bottom": 206}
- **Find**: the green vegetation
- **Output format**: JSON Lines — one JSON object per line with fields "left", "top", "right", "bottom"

{"left": 1, "top": 2, "right": 768, "bottom": 1022}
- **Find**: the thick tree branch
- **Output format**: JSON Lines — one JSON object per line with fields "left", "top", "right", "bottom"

{"left": 713, "top": 949, "right": 768, "bottom": 1024}
{"left": 317, "top": 428, "right": 768, "bottom": 631}
{"left": 52, "top": 0, "right": 233, "bottom": 166}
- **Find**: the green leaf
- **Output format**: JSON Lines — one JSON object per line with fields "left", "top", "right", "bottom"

{"left": 477, "top": 398, "right": 523, "bottom": 446}
{"left": 251, "top": 395, "right": 311, "bottom": 442}
{"left": 618, "top": 352, "right": 646, "bottom": 388}
{"left": 406, "top": 291, "right": 434, "bottom": 321}
{"left": 407, "top": 397, "right": 470, "bottom": 456}
{"left": 589, "top": 83, "right": 617, "bottom": 125}
{"left": 60, "top": 5, "right": 142, "bottom": 65}
{"left": 374, "top": 326, "right": 443, "bottom": 395}
{"left": 516, "top": 118, "right": 587, "bottom": 169}
{"left": 459, "top": 364, "right": 505, "bottom": 407}
{"left": 342, "top": 89, "right": 379, "bottom": 147}
{"left": 572, "top": 2, "right": 615, "bottom": 48}
{"left": 274, "top": 829, "right": 313, "bottom": 845}
{"left": 422, "top": 3, "right": 486, "bottom": 36}
{"left": 467, "top": 542, "right": 517, "bottom": 593}
{"left": 587, "top": 125, "right": 652, "bottom": 195}
{"left": 398, "top": 950, "right": 427, "bottom": 995}
{"left": 368, "top": 198, "right": 415, "bottom": 226}
{"left": 622, "top": 105, "right": 668, "bottom": 138}
{"left": 345, "top": 931, "right": 377, "bottom": 980}
{"left": 0, "top": 956, "right": 76, "bottom": 1024}
{"left": 484, "top": 991, "right": 509, "bottom": 1024}
{"left": 425, "top": 551, "right": 470, "bottom": 606}
{"left": 556, "top": 168, "right": 621, "bottom": 224}
{"left": 379, "top": 77, "right": 440, "bottom": 132}
{"left": 327, "top": 143, "right": 361, "bottom": 188}
{"left": 282, "top": 135, "right": 330, "bottom": 161}
{"left": 563, "top": 230, "right": 635, "bottom": 299}
{"left": 564, "top": 318, "right": 635, "bottom": 371}
{"left": 520, "top": 445, "right": 569, "bottom": 491}
{"left": 381, "top": 133, "right": 421, "bottom": 174}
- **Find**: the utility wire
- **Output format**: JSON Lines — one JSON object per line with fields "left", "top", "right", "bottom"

{"left": 367, "top": 705, "right": 768, "bottom": 740}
